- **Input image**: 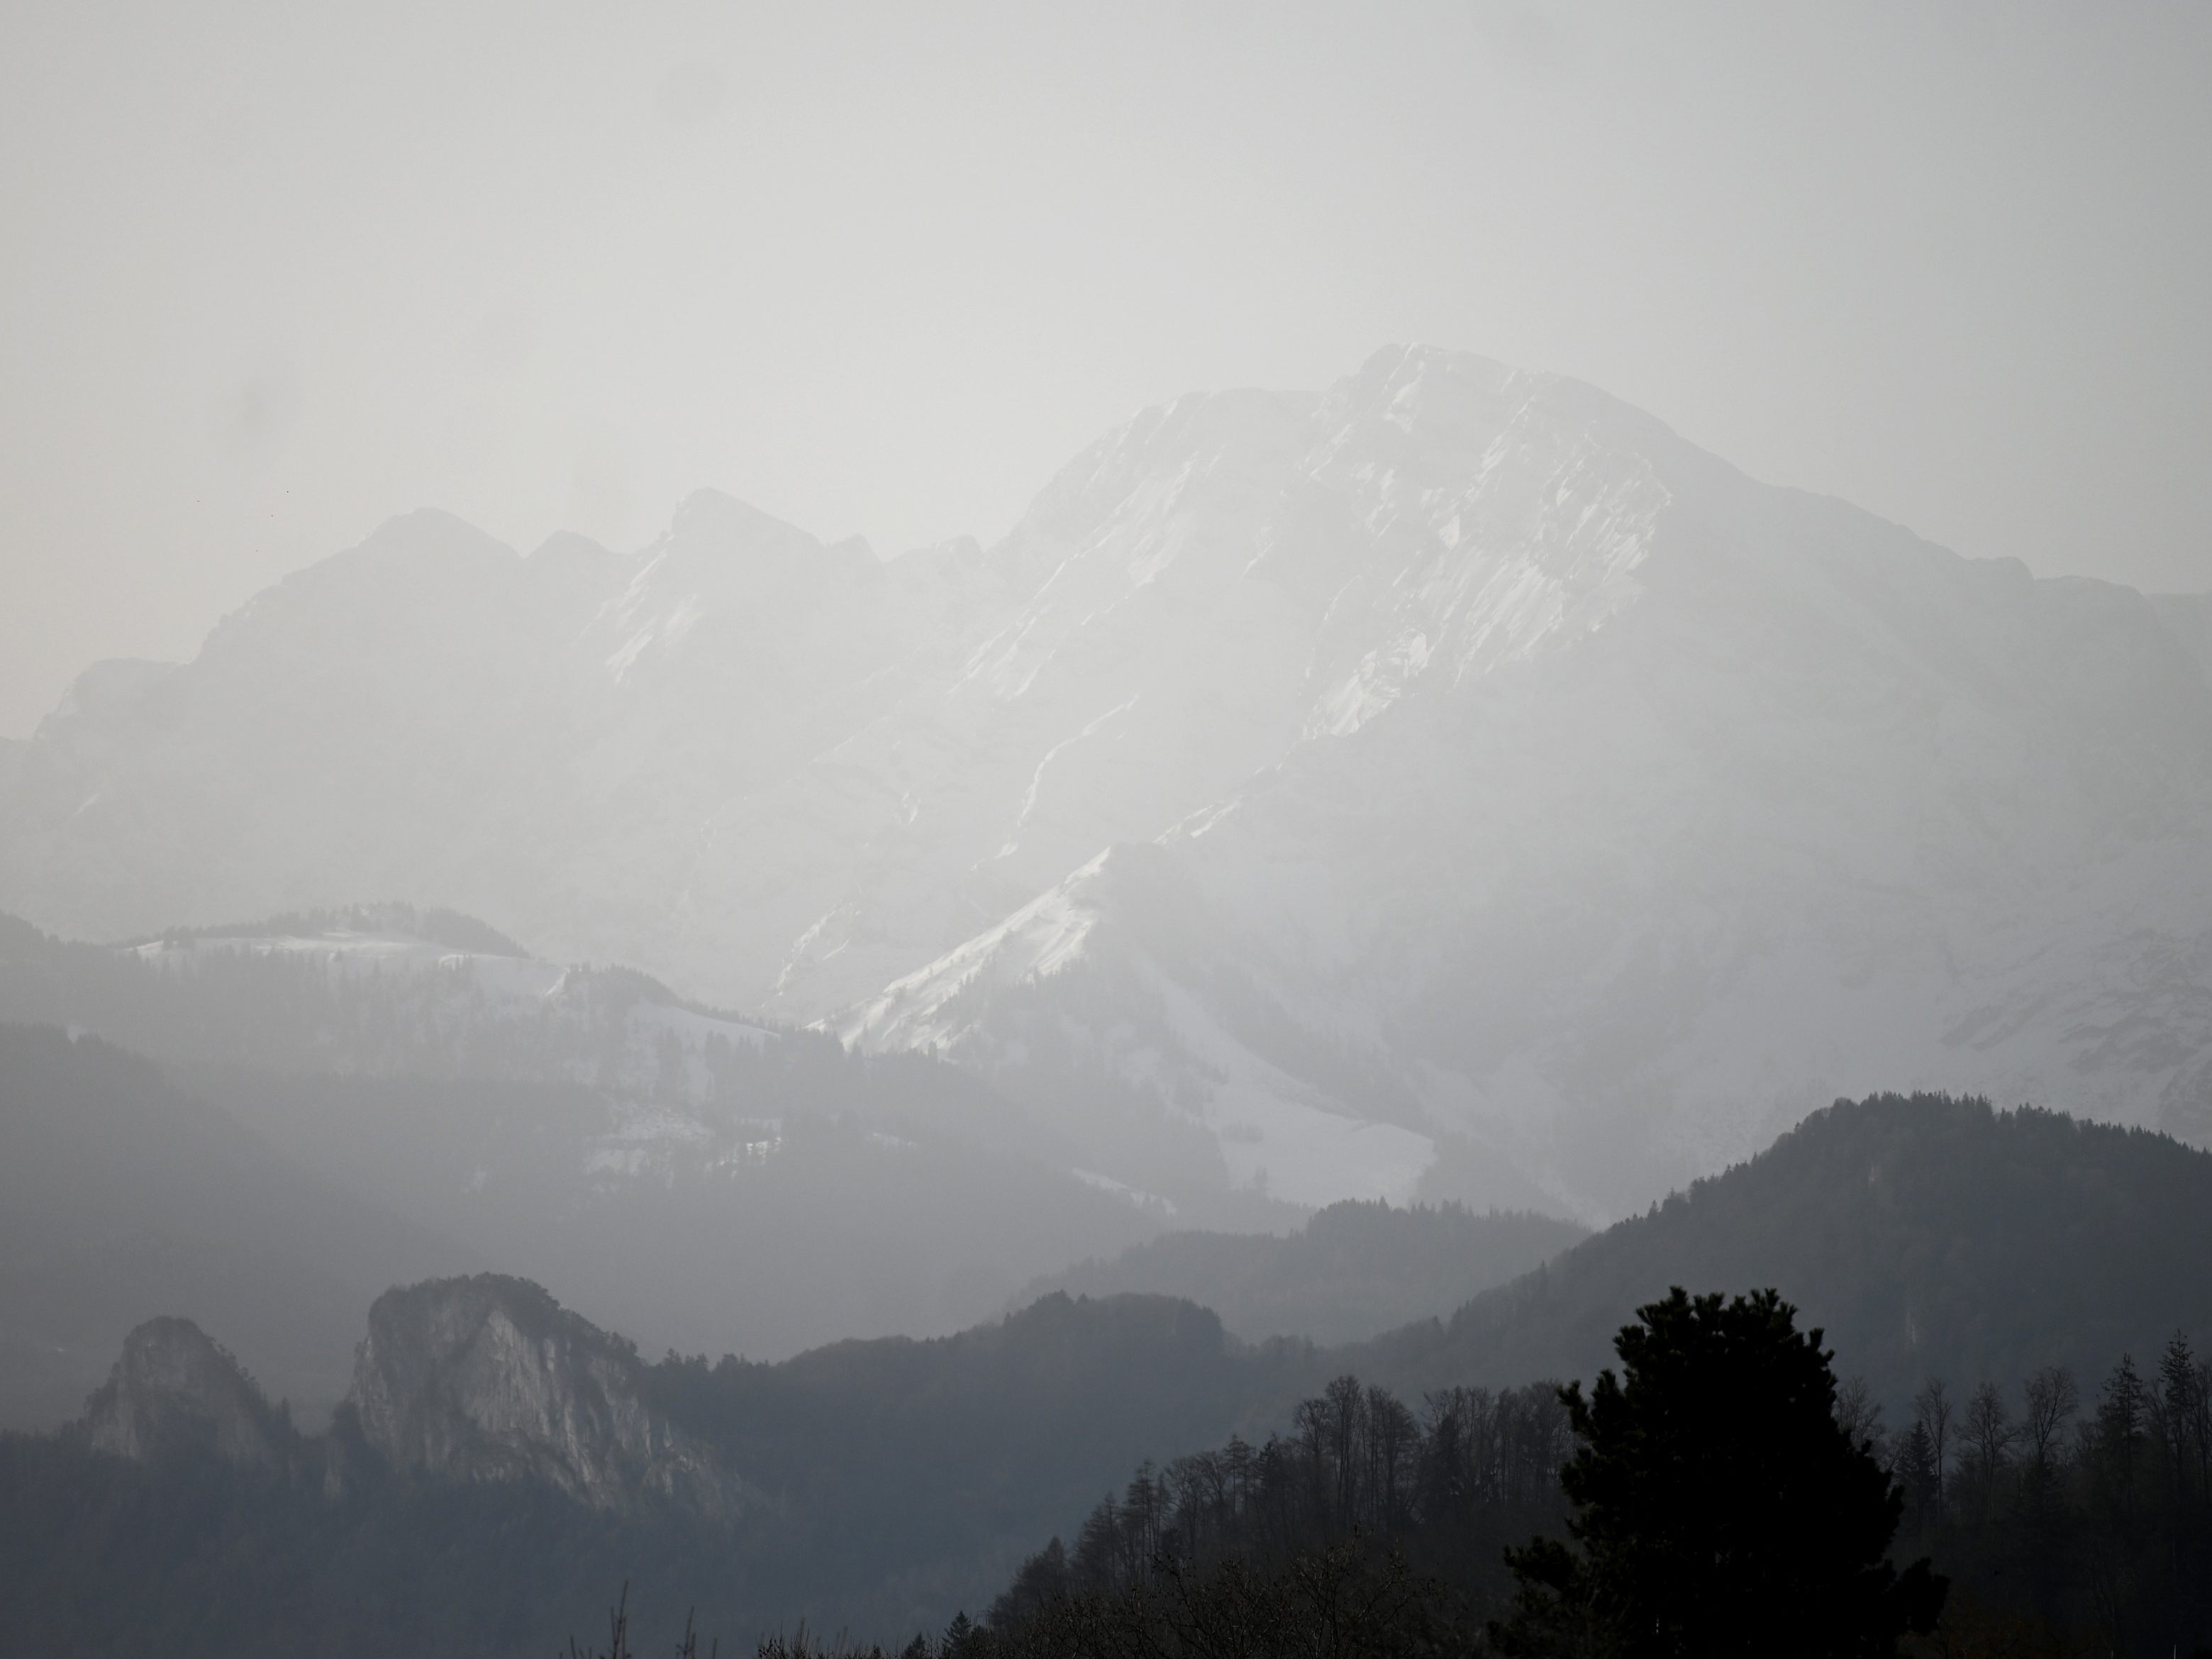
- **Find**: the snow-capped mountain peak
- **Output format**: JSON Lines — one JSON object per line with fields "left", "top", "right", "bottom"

{"left": 9, "top": 347, "right": 2211, "bottom": 1216}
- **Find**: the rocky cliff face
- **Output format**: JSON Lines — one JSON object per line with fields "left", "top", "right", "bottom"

{"left": 348, "top": 1275, "right": 747, "bottom": 1516}
{"left": 82, "top": 1316, "right": 291, "bottom": 1468}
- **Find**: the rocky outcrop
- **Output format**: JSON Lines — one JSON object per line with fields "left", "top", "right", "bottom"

{"left": 82, "top": 1316, "right": 291, "bottom": 1468}
{"left": 70, "top": 1281, "right": 750, "bottom": 1516}
{"left": 348, "top": 1274, "right": 747, "bottom": 1516}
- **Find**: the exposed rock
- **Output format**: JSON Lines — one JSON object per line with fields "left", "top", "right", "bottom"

{"left": 348, "top": 1274, "right": 747, "bottom": 1516}
{"left": 82, "top": 1316, "right": 291, "bottom": 1468}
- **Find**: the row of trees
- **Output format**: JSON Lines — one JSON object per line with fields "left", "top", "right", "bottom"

{"left": 988, "top": 1377, "right": 1572, "bottom": 1630}
{"left": 872, "top": 1296, "right": 2211, "bottom": 1658}
{"left": 557, "top": 1291, "right": 2212, "bottom": 1656}
{"left": 920, "top": 1290, "right": 1944, "bottom": 1657}
{"left": 1856, "top": 1335, "right": 2212, "bottom": 1651}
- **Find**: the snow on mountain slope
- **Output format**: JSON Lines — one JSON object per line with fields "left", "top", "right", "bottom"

{"left": 762, "top": 353, "right": 1679, "bottom": 1026}
{"left": 841, "top": 365, "right": 2212, "bottom": 1212}
{"left": 106, "top": 905, "right": 794, "bottom": 1192}
{"left": 130, "top": 906, "right": 774, "bottom": 1099}
{"left": 6, "top": 347, "right": 2211, "bottom": 1215}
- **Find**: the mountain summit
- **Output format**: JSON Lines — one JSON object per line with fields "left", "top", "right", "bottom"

{"left": 6, "top": 347, "right": 2209, "bottom": 1214}
{"left": 350, "top": 1275, "right": 750, "bottom": 1516}
{"left": 82, "top": 1316, "right": 292, "bottom": 1470}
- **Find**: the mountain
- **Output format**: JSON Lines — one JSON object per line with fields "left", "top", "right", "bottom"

{"left": 0, "top": 911, "right": 1176, "bottom": 1392}
{"left": 6, "top": 348, "right": 2211, "bottom": 1212}
{"left": 350, "top": 1275, "right": 750, "bottom": 1516}
{"left": 0, "top": 902, "right": 1223, "bottom": 1221}
{"left": 0, "top": 902, "right": 779, "bottom": 1093}
{"left": 2153, "top": 591, "right": 2212, "bottom": 679}
{"left": 1018, "top": 1200, "right": 1587, "bottom": 1345}
{"left": 1353, "top": 1092, "right": 2212, "bottom": 1409}
{"left": 833, "top": 357, "right": 2212, "bottom": 1216}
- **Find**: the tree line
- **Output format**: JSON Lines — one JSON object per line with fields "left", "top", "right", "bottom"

{"left": 673, "top": 1294, "right": 2211, "bottom": 1658}
{"left": 986, "top": 1374, "right": 1571, "bottom": 1631}
{"left": 1862, "top": 1335, "right": 2212, "bottom": 1653}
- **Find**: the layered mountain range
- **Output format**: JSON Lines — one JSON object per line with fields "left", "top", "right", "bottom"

{"left": 0, "top": 950, "right": 1165, "bottom": 1422}
{"left": 6, "top": 347, "right": 2210, "bottom": 1213}
{"left": 24, "top": 1092, "right": 2212, "bottom": 1655}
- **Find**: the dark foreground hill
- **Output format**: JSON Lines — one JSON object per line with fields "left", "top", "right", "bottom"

{"left": 1357, "top": 1092, "right": 2212, "bottom": 1409}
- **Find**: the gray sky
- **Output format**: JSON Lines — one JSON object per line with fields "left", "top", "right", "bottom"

{"left": 2, "top": 0, "right": 2207, "bottom": 738}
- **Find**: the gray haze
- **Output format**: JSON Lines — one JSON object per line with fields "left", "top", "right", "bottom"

{"left": 3, "top": 0, "right": 2208, "bottom": 737}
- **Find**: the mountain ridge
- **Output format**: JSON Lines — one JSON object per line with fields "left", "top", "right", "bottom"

{"left": 0, "top": 970, "right": 1174, "bottom": 1424}
{"left": 7, "top": 345, "right": 2212, "bottom": 1211}
{"left": 1350, "top": 1092, "right": 2212, "bottom": 1408}
{"left": 1016, "top": 1199, "right": 1589, "bottom": 1345}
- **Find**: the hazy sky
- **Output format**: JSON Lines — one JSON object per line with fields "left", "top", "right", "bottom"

{"left": 2, "top": 1, "right": 2207, "bottom": 737}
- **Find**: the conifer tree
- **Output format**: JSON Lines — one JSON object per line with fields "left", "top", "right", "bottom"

{"left": 1493, "top": 1288, "right": 1945, "bottom": 1658}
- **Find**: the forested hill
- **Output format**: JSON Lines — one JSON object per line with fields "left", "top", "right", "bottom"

{"left": 1018, "top": 1202, "right": 1588, "bottom": 1345}
{"left": 1357, "top": 1092, "right": 2212, "bottom": 1406}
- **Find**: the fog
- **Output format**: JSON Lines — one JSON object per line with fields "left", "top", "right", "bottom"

{"left": 6, "top": 9, "right": 2212, "bottom": 1652}
{"left": 3, "top": 1, "right": 2208, "bottom": 736}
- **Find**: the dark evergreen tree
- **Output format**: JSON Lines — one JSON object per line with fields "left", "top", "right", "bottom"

{"left": 1492, "top": 1288, "right": 1945, "bottom": 1658}
{"left": 1892, "top": 1422, "right": 1941, "bottom": 1542}
{"left": 1911, "top": 1379, "right": 1952, "bottom": 1526}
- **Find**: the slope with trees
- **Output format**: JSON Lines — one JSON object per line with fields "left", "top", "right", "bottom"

{"left": 1018, "top": 1200, "right": 1587, "bottom": 1345}
{"left": 1358, "top": 1093, "right": 2212, "bottom": 1409}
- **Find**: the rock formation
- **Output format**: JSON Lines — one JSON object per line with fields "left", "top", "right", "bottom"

{"left": 82, "top": 1316, "right": 291, "bottom": 1469}
{"left": 348, "top": 1274, "right": 748, "bottom": 1516}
